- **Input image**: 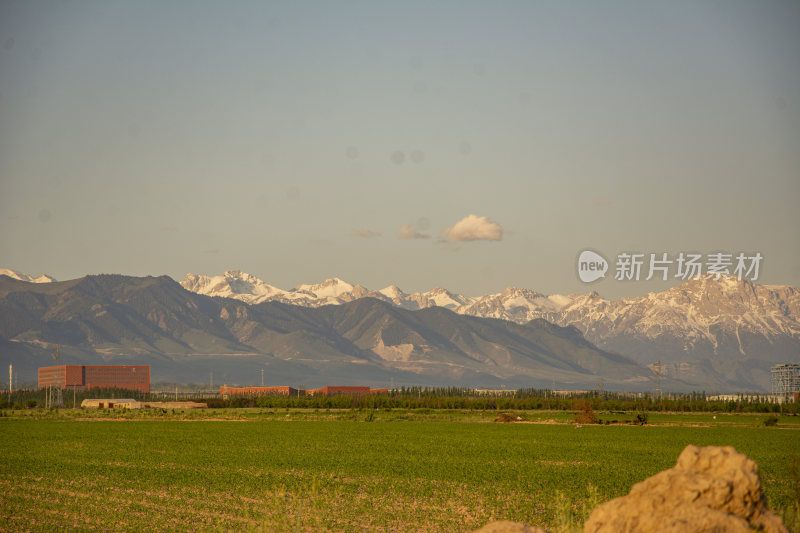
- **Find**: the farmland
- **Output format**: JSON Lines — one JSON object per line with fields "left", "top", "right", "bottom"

{"left": 1, "top": 411, "right": 798, "bottom": 532}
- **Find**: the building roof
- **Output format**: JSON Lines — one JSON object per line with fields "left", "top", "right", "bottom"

{"left": 82, "top": 398, "right": 138, "bottom": 403}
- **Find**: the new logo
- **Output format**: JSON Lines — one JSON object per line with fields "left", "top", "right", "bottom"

{"left": 577, "top": 250, "right": 608, "bottom": 283}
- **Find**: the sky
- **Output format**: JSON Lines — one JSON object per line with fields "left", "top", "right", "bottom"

{"left": 1, "top": 0, "right": 799, "bottom": 299}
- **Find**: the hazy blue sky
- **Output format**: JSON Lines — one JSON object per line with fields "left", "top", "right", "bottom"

{"left": 1, "top": 1, "right": 798, "bottom": 298}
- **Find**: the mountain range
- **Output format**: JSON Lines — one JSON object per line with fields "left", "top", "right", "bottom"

{"left": 3, "top": 268, "right": 798, "bottom": 391}
{"left": 179, "top": 271, "right": 800, "bottom": 391}
{"left": 0, "top": 273, "right": 659, "bottom": 391}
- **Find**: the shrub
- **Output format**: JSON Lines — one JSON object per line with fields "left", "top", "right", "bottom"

{"left": 763, "top": 415, "right": 778, "bottom": 427}
{"left": 574, "top": 401, "right": 599, "bottom": 424}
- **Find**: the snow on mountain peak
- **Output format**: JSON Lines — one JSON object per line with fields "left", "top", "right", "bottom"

{"left": 420, "top": 287, "right": 473, "bottom": 310}
{"left": 379, "top": 285, "right": 406, "bottom": 298}
{"left": 0, "top": 268, "right": 56, "bottom": 283}
{"left": 295, "top": 278, "right": 355, "bottom": 298}
{"left": 177, "top": 271, "right": 800, "bottom": 367}
{"left": 180, "top": 271, "right": 285, "bottom": 304}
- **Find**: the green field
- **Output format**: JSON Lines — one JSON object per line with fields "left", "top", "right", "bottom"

{"left": 1, "top": 411, "right": 798, "bottom": 532}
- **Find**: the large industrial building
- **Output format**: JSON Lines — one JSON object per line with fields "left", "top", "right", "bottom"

{"left": 38, "top": 365, "right": 150, "bottom": 393}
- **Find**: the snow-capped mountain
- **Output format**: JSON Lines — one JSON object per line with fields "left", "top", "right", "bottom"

{"left": 288, "top": 278, "right": 371, "bottom": 305}
{"left": 366, "top": 286, "right": 476, "bottom": 310}
{"left": 459, "top": 287, "right": 571, "bottom": 323}
{"left": 542, "top": 276, "right": 800, "bottom": 390}
{"left": 178, "top": 272, "right": 800, "bottom": 354}
{"left": 0, "top": 274, "right": 658, "bottom": 391}
{"left": 180, "top": 270, "right": 287, "bottom": 304}
{"left": 180, "top": 272, "right": 372, "bottom": 307}
{"left": 0, "top": 268, "right": 56, "bottom": 283}
{"left": 6, "top": 267, "right": 798, "bottom": 390}
{"left": 552, "top": 276, "right": 800, "bottom": 363}
{"left": 179, "top": 271, "right": 800, "bottom": 390}
{"left": 416, "top": 287, "right": 474, "bottom": 310}
{"left": 179, "top": 271, "right": 478, "bottom": 311}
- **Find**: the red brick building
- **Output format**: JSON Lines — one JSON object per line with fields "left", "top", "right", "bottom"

{"left": 220, "top": 386, "right": 301, "bottom": 398}
{"left": 219, "top": 385, "right": 388, "bottom": 398}
{"left": 38, "top": 365, "right": 150, "bottom": 393}
{"left": 307, "top": 386, "right": 371, "bottom": 396}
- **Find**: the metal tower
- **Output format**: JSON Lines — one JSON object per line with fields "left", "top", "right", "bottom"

{"left": 771, "top": 364, "right": 800, "bottom": 402}
{"left": 652, "top": 360, "right": 664, "bottom": 399}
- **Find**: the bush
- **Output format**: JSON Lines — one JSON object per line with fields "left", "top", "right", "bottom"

{"left": 763, "top": 415, "right": 779, "bottom": 427}
{"left": 574, "top": 401, "right": 599, "bottom": 424}
{"left": 635, "top": 412, "right": 648, "bottom": 425}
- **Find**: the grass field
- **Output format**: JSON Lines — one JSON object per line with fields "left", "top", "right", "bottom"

{"left": 1, "top": 410, "right": 798, "bottom": 532}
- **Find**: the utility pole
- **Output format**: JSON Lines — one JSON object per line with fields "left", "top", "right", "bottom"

{"left": 210, "top": 372, "right": 213, "bottom": 392}
{"left": 261, "top": 369, "right": 264, "bottom": 387}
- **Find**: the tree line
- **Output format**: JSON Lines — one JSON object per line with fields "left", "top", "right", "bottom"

{"left": 2, "top": 386, "right": 797, "bottom": 414}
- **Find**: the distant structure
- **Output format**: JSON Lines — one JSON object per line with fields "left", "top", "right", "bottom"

{"left": 770, "top": 364, "right": 800, "bottom": 402}
{"left": 652, "top": 360, "right": 664, "bottom": 399}
{"left": 220, "top": 385, "right": 388, "bottom": 399}
{"left": 474, "top": 388, "right": 516, "bottom": 396}
{"left": 38, "top": 365, "right": 150, "bottom": 393}
{"left": 80, "top": 398, "right": 206, "bottom": 409}
{"left": 221, "top": 386, "right": 302, "bottom": 398}
{"left": 308, "top": 386, "right": 380, "bottom": 396}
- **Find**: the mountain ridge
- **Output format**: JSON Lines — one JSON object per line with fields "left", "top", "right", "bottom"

{"left": 176, "top": 271, "right": 800, "bottom": 392}
{"left": 4, "top": 268, "right": 797, "bottom": 391}
{"left": 0, "top": 273, "right": 669, "bottom": 391}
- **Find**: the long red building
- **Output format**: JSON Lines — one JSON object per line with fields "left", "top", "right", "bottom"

{"left": 220, "top": 385, "right": 388, "bottom": 398}
{"left": 220, "top": 386, "right": 301, "bottom": 397}
{"left": 38, "top": 365, "right": 150, "bottom": 393}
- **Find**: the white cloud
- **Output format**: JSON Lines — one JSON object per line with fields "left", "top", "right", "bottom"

{"left": 443, "top": 214, "right": 503, "bottom": 242}
{"left": 398, "top": 224, "right": 430, "bottom": 239}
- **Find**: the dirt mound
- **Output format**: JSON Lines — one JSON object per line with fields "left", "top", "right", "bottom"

{"left": 474, "top": 445, "right": 788, "bottom": 533}
{"left": 584, "top": 445, "right": 788, "bottom": 533}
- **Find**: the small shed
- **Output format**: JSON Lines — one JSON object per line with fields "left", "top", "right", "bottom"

{"left": 80, "top": 398, "right": 141, "bottom": 409}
